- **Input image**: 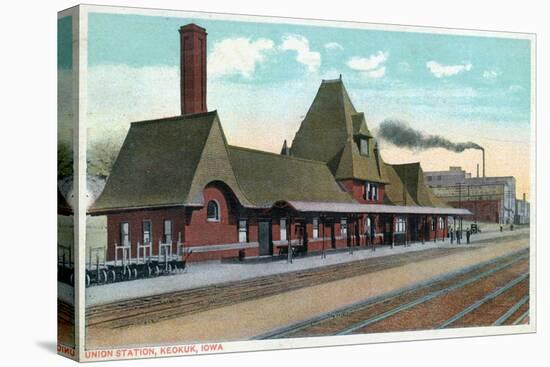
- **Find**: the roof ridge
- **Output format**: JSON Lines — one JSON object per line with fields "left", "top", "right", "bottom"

{"left": 390, "top": 162, "right": 421, "bottom": 167}
{"left": 228, "top": 145, "right": 329, "bottom": 166}
{"left": 131, "top": 110, "right": 218, "bottom": 126}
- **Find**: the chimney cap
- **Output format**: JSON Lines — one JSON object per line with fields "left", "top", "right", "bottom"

{"left": 179, "top": 23, "right": 207, "bottom": 33}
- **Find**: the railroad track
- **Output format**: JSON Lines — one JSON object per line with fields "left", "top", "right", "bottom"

{"left": 254, "top": 248, "right": 529, "bottom": 339}
{"left": 58, "top": 299, "right": 74, "bottom": 324}
{"left": 86, "top": 246, "right": 477, "bottom": 329}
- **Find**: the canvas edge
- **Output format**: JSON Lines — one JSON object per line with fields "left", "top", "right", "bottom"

{"left": 64, "top": 4, "right": 537, "bottom": 362}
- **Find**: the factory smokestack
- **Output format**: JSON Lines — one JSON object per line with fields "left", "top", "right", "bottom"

{"left": 481, "top": 147, "right": 486, "bottom": 178}
{"left": 378, "top": 118, "right": 484, "bottom": 153}
{"left": 179, "top": 24, "right": 207, "bottom": 115}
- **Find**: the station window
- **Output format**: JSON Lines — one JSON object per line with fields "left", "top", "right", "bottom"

{"left": 341, "top": 218, "right": 348, "bottom": 237}
{"left": 395, "top": 217, "right": 406, "bottom": 233}
{"left": 142, "top": 220, "right": 152, "bottom": 244}
{"left": 207, "top": 200, "right": 220, "bottom": 222}
{"left": 120, "top": 222, "right": 130, "bottom": 246}
{"left": 432, "top": 219, "right": 436, "bottom": 231}
{"left": 359, "top": 138, "right": 369, "bottom": 156}
{"left": 438, "top": 217, "right": 445, "bottom": 229}
{"left": 163, "top": 219, "right": 172, "bottom": 244}
{"left": 280, "top": 218, "right": 287, "bottom": 241}
{"left": 364, "top": 182, "right": 379, "bottom": 201}
{"left": 312, "top": 217, "right": 319, "bottom": 239}
{"left": 365, "top": 217, "right": 372, "bottom": 234}
{"left": 238, "top": 219, "right": 248, "bottom": 243}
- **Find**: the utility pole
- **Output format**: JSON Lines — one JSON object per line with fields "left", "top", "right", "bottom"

{"left": 457, "top": 182, "right": 463, "bottom": 236}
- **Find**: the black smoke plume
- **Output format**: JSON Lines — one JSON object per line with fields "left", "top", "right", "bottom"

{"left": 377, "top": 118, "right": 483, "bottom": 152}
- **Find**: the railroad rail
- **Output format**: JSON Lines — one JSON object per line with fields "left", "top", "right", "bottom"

{"left": 86, "top": 246, "right": 476, "bottom": 329}
{"left": 437, "top": 273, "right": 528, "bottom": 329}
{"left": 254, "top": 248, "right": 529, "bottom": 339}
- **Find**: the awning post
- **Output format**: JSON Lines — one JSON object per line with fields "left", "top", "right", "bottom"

{"left": 352, "top": 215, "right": 355, "bottom": 255}
{"left": 321, "top": 215, "right": 326, "bottom": 259}
{"left": 287, "top": 216, "right": 293, "bottom": 264}
{"left": 391, "top": 215, "right": 395, "bottom": 249}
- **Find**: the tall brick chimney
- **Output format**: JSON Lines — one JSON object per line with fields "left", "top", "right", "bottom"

{"left": 179, "top": 24, "right": 207, "bottom": 115}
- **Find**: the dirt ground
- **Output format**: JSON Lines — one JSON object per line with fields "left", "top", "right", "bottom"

{"left": 86, "top": 235, "right": 529, "bottom": 348}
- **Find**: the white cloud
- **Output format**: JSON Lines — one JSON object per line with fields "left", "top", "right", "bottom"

{"left": 324, "top": 42, "right": 343, "bottom": 51}
{"left": 426, "top": 60, "right": 472, "bottom": 78}
{"left": 347, "top": 51, "right": 388, "bottom": 72}
{"left": 209, "top": 37, "right": 274, "bottom": 78}
{"left": 364, "top": 66, "right": 386, "bottom": 79}
{"left": 280, "top": 35, "right": 321, "bottom": 73}
{"left": 346, "top": 51, "right": 388, "bottom": 79}
{"left": 483, "top": 68, "right": 502, "bottom": 80}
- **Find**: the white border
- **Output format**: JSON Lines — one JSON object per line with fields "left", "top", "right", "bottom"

{"left": 80, "top": 3, "right": 535, "bottom": 40}
{"left": 68, "top": 4, "right": 537, "bottom": 362}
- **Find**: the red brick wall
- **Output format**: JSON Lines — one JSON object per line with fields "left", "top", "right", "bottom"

{"left": 185, "top": 185, "right": 239, "bottom": 246}
{"left": 447, "top": 199, "right": 501, "bottom": 223}
{"left": 105, "top": 199, "right": 451, "bottom": 262}
{"left": 106, "top": 207, "right": 186, "bottom": 261}
{"left": 339, "top": 179, "right": 385, "bottom": 204}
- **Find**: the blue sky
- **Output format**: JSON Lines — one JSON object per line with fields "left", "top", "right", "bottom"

{"left": 58, "top": 12, "right": 533, "bottom": 196}
{"left": 86, "top": 13, "right": 531, "bottom": 124}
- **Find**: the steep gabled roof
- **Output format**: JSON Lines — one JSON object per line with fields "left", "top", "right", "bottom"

{"left": 228, "top": 145, "right": 354, "bottom": 206}
{"left": 290, "top": 79, "right": 387, "bottom": 183}
{"left": 384, "top": 162, "right": 449, "bottom": 207}
{"left": 57, "top": 188, "right": 73, "bottom": 216}
{"left": 352, "top": 112, "right": 373, "bottom": 138}
{"left": 90, "top": 78, "right": 449, "bottom": 214}
{"left": 90, "top": 111, "right": 252, "bottom": 213}
{"left": 333, "top": 139, "right": 389, "bottom": 183}
{"left": 290, "top": 79, "right": 355, "bottom": 163}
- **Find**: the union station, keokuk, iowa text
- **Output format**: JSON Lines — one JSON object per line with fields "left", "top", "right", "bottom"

{"left": 89, "top": 23, "right": 470, "bottom": 263}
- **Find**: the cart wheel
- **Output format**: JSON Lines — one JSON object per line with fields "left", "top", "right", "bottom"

{"left": 154, "top": 265, "right": 160, "bottom": 276}
{"left": 147, "top": 266, "right": 153, "bottom": 277}
{"left": 69, "top": 273, "right": 74, "bottom": 286}
{"left": 109, "top": 270, "right": 116, "bottom": 283}
{"left": 86, "top": 274, "right": 91, "bottom": 288}
{"left": 99, "top": 269, "right": 108, "bottom": 284}
{"left": 132, "top": 268, "right": 138, "bottom": 279}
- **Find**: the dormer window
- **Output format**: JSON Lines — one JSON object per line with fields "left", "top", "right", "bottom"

{"left": 364, "top": 182, "right": 379, "bottom": 201}
{"left": 359, "top": 138, "right": 369, "bottom": 156}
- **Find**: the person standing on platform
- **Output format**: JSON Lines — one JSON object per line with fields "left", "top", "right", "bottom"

{"left": 466, "top": 229, "right": 471, "bottom": 244}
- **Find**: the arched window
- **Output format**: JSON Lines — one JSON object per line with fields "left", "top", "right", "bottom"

{"left": 207, "top": 200, "right": 220, "bottom": 221}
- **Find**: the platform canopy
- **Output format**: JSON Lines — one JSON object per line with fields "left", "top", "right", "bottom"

{"left": 277, "top": 200, "right": 472, "bottom": 216}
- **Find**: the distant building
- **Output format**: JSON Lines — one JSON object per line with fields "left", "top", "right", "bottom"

{"left": 425, "top": 167, "right": 517, "bottom": 224}
{"left": 515, "top": 193, "right": 530, "bottom": 225}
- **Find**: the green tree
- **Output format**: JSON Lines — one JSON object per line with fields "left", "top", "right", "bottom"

{"left": 58, "top": 142, "right": 73, "bottom": 179}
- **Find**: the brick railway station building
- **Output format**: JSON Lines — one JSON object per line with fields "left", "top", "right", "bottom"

{"left": 90, "top": 23, "right": 469, "bottom": 262}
